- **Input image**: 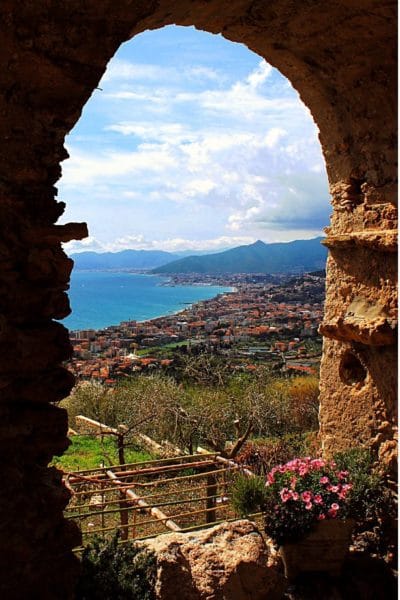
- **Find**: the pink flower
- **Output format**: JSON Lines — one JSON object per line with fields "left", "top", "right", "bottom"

{"left": 291, "top": 492, "right": 299, "bottom": 501}
{"left": 338, "top": 470, "right": 349, "bottom": 480}
{"left": 280, "top": 488, "right": 292, "bottom": 503}
{"left": 329, "top": 485, "right": 340, "bottom": 493}
{"left": 338, "top": 488, "right": 349, "bottom": 499}
{"left": 305, "top": 502, "right": 313, "bottom": 510}
{"left": 327, "top": 503, "right": 339, "bottom": 518}
{"left": 301, "top": 491, "right": 313, "bottom": 503}
{"left": 286, "top": 459, "right": 297, "bottom": 471}
{"left": 317, "top": 513, "right": 326, "bottom": 520}
{"left": 314, "top": 494, "right": 323, "bottom": 505}
{"left": 320, "top": 476, "right": 329, "bottom": 485}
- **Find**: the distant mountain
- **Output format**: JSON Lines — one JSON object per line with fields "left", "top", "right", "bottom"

{"left": 71, "top": 249, "right": 175, "bottom": 270}
{"left": 152, "top": 237, "right": 327, "bottom": 274}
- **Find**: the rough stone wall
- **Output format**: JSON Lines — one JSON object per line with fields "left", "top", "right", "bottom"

{"left": 0, "top": 1, "right": 396, "bottom": 597}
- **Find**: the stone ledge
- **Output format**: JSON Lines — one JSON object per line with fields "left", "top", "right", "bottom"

{"left": 322, "top": 231, "right": 397, "bottom": 252}
{"left": 319, "top": 297, "right": 397, "bottom": 346}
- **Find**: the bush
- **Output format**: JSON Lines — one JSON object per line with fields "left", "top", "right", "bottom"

{"left": 286, "top": 376, "right": 320, "bottom": 432}
{"left": 231, "top": 473, "right": 268, "bottom": 517}
{"left": 334, "top": 447, "right": 394, "bottom": 523}
{"left": 236, "top": 432, "right": 320, "bottom": 475}
{"left": 76, "top": 533, "right": 156, "bottom": 600}
{"left": 334, "top": 447, "right": 397, "bottom": 561}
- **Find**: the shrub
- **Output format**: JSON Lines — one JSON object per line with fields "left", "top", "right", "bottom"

{"left": 334, "top": 448, "right": 397, "bottom": 561}
{"left": 286, "top": 376, "right": 319, "bottom": 432}
{"left": 236, "top": 433, "right": 319, "bottom": 475}
{"left": 334, "top": 447, "right": 395, "bottom": 524}
{"left": 231, "top": 473, "right": 268, "bottom": 517}
{"left": 76, "top": 533, "right": 156, "bottom": 600}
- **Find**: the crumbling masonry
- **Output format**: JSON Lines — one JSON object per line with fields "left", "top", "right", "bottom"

{"left": 0, "top": 1, "right": 396, "bottom": 597}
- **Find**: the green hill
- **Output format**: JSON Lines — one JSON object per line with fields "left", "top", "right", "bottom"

{"left": 71, "top": 249, "right": 175, "bottom": 270}
{"left": 152, "top": 237, "right": 327, "bottom": 274}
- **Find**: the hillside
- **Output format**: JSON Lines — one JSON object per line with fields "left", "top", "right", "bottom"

{"left": 153, "top": 237, "right": 327, "bottom": 274}
{"left": 71, "top": 249, "right": 175, "bottom": 270}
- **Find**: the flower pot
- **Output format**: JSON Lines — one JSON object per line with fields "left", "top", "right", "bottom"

{"left": 279, "top": 519, "right": 354, "bottom": 581}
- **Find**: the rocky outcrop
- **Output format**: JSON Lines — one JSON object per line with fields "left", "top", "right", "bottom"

{"left": 144, "top": 520, "right": 286, "bottom": 600}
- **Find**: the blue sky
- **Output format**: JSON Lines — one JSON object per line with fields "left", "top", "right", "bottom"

{"left": 59, "top": 26, "right": 330, "bottom": 254}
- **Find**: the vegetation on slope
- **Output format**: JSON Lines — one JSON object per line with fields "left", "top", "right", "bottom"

{"left": 153, "top": 237, "right": 327, "bottom": 274}
{"left": 52, "top": 435, "right": 153, "bottom": 471}
{"left": 61, "top": 370, "right": 320, "bottom": 461}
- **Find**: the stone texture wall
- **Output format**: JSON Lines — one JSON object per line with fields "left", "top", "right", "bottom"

{"left": 0, "top": 1, "right": 396, "bottom": 597}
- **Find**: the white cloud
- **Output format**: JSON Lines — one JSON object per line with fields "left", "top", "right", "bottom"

{"left": 264, "top": 127, "right": 287, "bottom": 148}
{"left": 186, "top": 66, "right": 220, "bottom": 82}
{"left": 61, "top": 145, "right": 177, "bottom": 187}
{"left": 102, "top": 59, "right": 221, "bottom": 85}
{"left": 101, "top": 60, "right": 166, "bottom": 82}
{"left": 246, "top": 60, "right": 273, "bottom": 88}
{"left": 58, "top": 31, "right": 330, "bottom": 247}
{"left": 106, "top": 122, "right": 194, "bottom": 144}
{"left": 64, "top": 234, "right": 257, "bottom": 254}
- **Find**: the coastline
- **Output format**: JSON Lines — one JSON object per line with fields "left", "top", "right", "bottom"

{"left": 63, "top": 270, "right": 234, "bottom": 332}
{"left": 134, "top": 288, "right": 235, "bottom": 327}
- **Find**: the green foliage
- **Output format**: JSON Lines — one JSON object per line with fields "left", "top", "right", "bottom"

{"left": 231, "top": 474, "right": 267, "bottom": 516}
{"left": 61, "top": 375, "right": 179, "bottom": 440}
{"left": 334, "top": 447, "right": 392, "bottom": 522}
{"left": 258, "top": 376, "right": 319, "bottom": 436}
{"left": 76, "top": 533, "right": 156, "bottom": 600}
{"left": 333, "top": 448, "right": 397, "bottom": 559}
{"left": 52, "top": 435, "right": 153, "bottom": 471}
{"left": 61, "top": 371, "right": 320, "bottom": 459}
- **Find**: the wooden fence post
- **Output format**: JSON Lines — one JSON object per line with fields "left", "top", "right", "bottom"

{"left": 205, "top": 469, "right": 217, "bottom": 524}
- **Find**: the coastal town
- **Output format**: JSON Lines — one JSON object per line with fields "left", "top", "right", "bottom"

{"left": 66, "top": 271, "right": 325, "bottom": 382}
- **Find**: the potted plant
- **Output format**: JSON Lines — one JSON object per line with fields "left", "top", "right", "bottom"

{"left": 262, "top": 456, "right": 355, "bottom": 579}
{"left": 232, "top": 450, "right": 386, "bottom": 581}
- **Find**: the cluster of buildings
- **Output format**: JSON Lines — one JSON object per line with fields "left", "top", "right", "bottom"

{"left": 67, "top": 272, "right": 325, "bottom": 382}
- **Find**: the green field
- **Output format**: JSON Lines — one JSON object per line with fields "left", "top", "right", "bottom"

{"left": 52, "top": 435, "right": 154, "bottom": 472}
{"left": 137, "top": 340, "right": 189, "bottom": 356}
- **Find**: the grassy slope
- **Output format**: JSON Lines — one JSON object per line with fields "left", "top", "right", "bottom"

{"left": 52, "top": 435, "right": 154, "bottom": 471}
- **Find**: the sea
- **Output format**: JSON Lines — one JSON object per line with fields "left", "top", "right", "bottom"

{"left": 61, "top": 270, "right": 232, "bottom": 331}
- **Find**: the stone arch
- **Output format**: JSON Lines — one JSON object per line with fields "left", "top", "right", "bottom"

{"left": 0, "top": 2, "right": 396, "bottom": 597}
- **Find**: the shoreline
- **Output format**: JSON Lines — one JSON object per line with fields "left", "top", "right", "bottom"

{"left": 135, "top": 288, "right": 235, "bottom": 326}
{"left": 64, "top": 271, "right": 234, "bottom": 333}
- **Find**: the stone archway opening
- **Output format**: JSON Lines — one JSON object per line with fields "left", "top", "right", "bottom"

{"left": 0, "top": 3, "right": 396, "bottom": 597}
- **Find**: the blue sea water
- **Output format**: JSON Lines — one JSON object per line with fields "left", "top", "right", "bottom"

{"left": 61, "top": 271, "right": 231, "bottom": 331}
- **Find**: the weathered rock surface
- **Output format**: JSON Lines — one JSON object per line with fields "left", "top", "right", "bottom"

{"left": 144, "top": 520, "right": 286, "bottom": 600}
